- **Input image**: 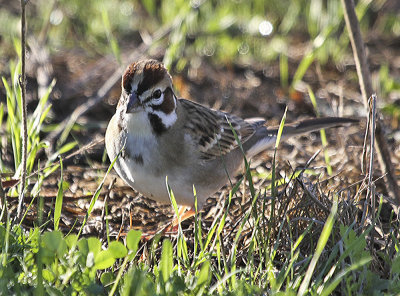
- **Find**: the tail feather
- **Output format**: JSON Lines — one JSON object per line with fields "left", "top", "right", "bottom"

{"left": 266, "top": 117, "right": 359, "bottom": 136}
{"left": 243, "top": 117, "right": 359, "bottom": 157}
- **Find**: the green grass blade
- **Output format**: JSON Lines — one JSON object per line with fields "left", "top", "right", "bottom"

{"left": 77, "top": 145, "right": 122, "bottom": 238}
{"left": 0, "top": 103, "right": 3, "bottom": 127}
{"left": 275, "top": 106, "right": 287, "bottom": 150}
{"left": 280, "top": 53, "right": 289, "bottom": 89}
{"left": 160, "top": 239, "right": 173, "bottom": 283}
{"left": 54, "top": 157, "right": 64, "bottom": 231}
{"left": 291, "top": 52, "right": 315, "bottom": 91}
{"left": 101, "top": 8, "right": 121, "bottom": 65}
{"left": 307, "top": 85, "right": 332, "bottom": 175}
{"left": 166, "top": 177, "right": 188, "bottom": 263}
{"left": 320, "top": 256, "right": 371, "bottom": 296}
{"left": 298, "top": 196, "right": 338, "bottom": 295}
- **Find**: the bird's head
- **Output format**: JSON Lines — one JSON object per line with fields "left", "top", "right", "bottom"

{"left": 118, "top": 59, "right": 177, "bottom": 133}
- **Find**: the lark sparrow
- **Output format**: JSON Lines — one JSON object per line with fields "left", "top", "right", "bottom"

{"left": 106, "top": 59, "right": 357, "bottom": 210}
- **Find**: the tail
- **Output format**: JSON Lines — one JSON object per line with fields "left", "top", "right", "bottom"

{"left": 265, "top": 117, "right": 359, "bottom": 136}
{"left": 243, "top": 117, "right": 359, "bottom": 157}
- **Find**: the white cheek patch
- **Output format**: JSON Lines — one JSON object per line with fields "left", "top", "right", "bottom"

{"left": 151, "top": 110, "right": 177, "bottom": 128}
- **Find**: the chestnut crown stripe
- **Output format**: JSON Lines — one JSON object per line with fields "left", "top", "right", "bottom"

{"left": 122, "top": 60, "right": 167, "bottom": 95}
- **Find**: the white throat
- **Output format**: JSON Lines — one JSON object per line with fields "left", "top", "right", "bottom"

{"left": 121, "top": 110, "right": 154, "bottom": 137}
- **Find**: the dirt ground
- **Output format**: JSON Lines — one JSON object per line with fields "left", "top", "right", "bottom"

{"left": 1, "top": 32, "right": 399, "bottom": 260}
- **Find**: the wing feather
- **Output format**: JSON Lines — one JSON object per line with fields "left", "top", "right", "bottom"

{"left": 180, "top": 99, "right": 257, "bottom": 160}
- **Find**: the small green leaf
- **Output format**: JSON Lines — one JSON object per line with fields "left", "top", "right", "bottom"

{"left": 78, "top": 238, "right": 89, "bottom": 257}
{"left": 42, "top": 269, "right": 55, "bottom": 282}
{"left": 95, "top": 249, "right": 115, "bottom": 270}
{"left": 87, "top": 237, "right": 101, "bottom": 257}
{"left": 108, "top": 241, "right": 127, "bottom": 259}
{"left": 42, "top": 231, "right": 67, "bottom": 257}
{"left": 197, "top": 260, "right": 211, "bottom": 288}
{"left": 160, "top": 239, "right": 173, "bottom": 283}
{"left": 392, "top": 254, "right": 400, "bottom": 274}
{"left": 126, "top": 229, "right": 141, "bottom": 253}
{"left": 58, "top": 141, "right": 78, "bottom": 156}
{"left": 100, "top": 272, "right": 115, "bottom": 286}
{"left": 65, "top": 234, "right": 78, "bottom": 249}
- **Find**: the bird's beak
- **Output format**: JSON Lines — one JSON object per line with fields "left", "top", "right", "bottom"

{"left": 126, "top": 92, "right": 141, "bottom": 113}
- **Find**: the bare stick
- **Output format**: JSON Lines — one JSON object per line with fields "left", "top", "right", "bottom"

{"left": 17, "top": 0, "right": 28, "bottom": 219}
{"left": 0, "top": 180, "right": 5, "bottom": 219}
{"left": 341, "top": 0, "right": 400, "bottom": 204}
{"left": 361, "top": 95, "right": 377, "bottom": 227}
{"left": 368, "top": 95, "right": 377, "bottom": 249}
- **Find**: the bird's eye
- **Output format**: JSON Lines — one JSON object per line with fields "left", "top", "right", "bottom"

{"left": 153, "top": 89, "right": 162, "bottom": 99}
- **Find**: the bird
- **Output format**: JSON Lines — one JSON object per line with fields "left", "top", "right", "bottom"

{"left": 105, "top": 59, "right": 357, "bottom": 217}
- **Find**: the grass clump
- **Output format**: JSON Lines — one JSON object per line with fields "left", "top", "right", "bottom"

{"left": 1, "top": 0, "right": 400, "bottom": 295}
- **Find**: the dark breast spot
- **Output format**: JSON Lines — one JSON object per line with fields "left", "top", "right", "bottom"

{"left": 148, "top": 113, "right": 167, "bottom": 135}
{"left": 122, "top": 147, "right": 144, "bottom": 166}
{"left": 132, "top": 154, "right": 144, "bottom": 165}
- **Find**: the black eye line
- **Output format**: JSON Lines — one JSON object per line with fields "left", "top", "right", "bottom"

{"left": 142, "top": 89, "right": 164, "bottom": 104}
{"left": 143, "top": 95, "right": 152, "bottom": 103}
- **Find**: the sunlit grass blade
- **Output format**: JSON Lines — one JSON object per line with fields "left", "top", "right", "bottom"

{"left": 268, "top": 107, "right": 287, "bottom": 244}
{"left": 54, "top": 157, "right": 64, "bottom": 231}
{"left": 291, "top": 52, "right": 315, "bottom": 92}
{"left": 275, "top": 107, "right": 287, "bottom": 150}
{"left": 166, "top": 177, "right": 189, "bottom": 263}
{"left": 160, "top": 239, "right": 173, "bottom": 283}
{"left": 320, "top": 256, "right": 371, "bottom": 296}
{"left": 0, "top": 103, "right": 3, "bottom": 129}
{"left": 77, "top": 145, "right": 122, "bottom": 238}
{"left": 101, "top": 8, "right": 121, "bottom": 65}
{"left": 209, "top": 269, "right": 244, "bottom": 294}
{"left": 1, "top": 205, "right": 11, "bottom": 266}
{"left": 280, "top": 53, "right": 289, "bottom": 89}
{"left": 307, "top": 85, "right": 332, "bottom": 175}
{"left": 166, "top": 176, "right": 179, "bottom": 216}
{"left": 298, "top": 195, "right": 338, "bottom": 295}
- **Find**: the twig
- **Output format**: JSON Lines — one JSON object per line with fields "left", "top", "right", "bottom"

{"left": 361, "top": 105, "right": 371, "bottom": 174}
{"left": 296, "top": 179, "right": 331, "bottom": 215}
{"left": 17, "top": 0, "right": 28, "bottom": 219}
{"left": 0, "top": 180, "right": 6, "bottom": 222}
{"left": 361, "top": 95, "right": 377, "bottom": 229}
{"left": 368, "top": 96, "right": 377, "bottom": 249}
{"left": 368, "top": 95, "right": 377, "bottom": 209}
{"left": 341, "top": 0, "right": 400, "bottom": 204}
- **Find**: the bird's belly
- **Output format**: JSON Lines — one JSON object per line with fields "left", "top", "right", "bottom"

{"left": 111, "top": 133, "right": 244, "bottom": 207}
{"left": 115, "top": 156, "right": 198, "bottom": 206}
